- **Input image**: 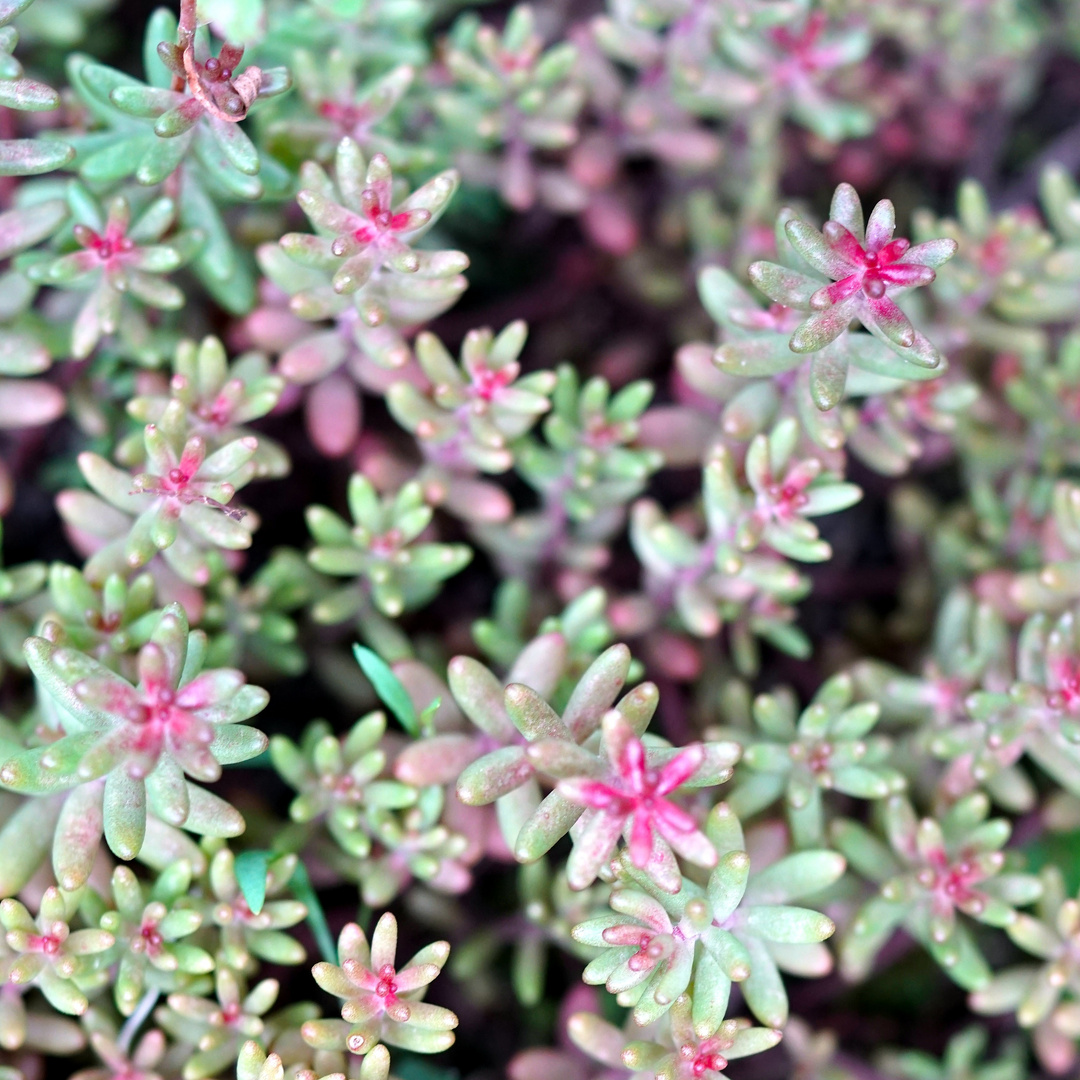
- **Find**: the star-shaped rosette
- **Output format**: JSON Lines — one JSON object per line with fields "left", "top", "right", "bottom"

{"left": 530, "top": 706, "right": 739, "bottom": 893}
{"left": 750, "top": 183, "right": 957, "bottom": 367}
{"left": 302, "top": 913, "right": 457, "bottom": 1056}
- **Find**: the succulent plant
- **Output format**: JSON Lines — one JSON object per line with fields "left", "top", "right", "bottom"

{"left": 969, "top": 867, "right": 1080, "bottom": 1073}
{"left": 835, "top": 793, "right": 1042, "bottom": 991}
{"left": 92, "top": 861, "right": 213, "bottom": 1014}
{"left": 387, "top": 321, "right": 555, "bottom": 475}
{"left": 301, "top": 913, "right": 457, "bottom": 1056}
{"left": 21, "top": 183, "right": 203, "bottom": 359}
{"left": 306, "top": 473, "right": 472, "bottom": 620}
{"left": 724, "top": 673, "right": 905, "bottom": 847}
{"left": 749, "top": 184, "right": 957, "bottom": 368}
{"left": 0, "top": 887, "right": 113, "bottom": 1015}
{"left": 434, "top": 5, "right": 584, "bottom": 210}
{"left": 155, "top": 965, "right": 282, "bottom": 1080}
{"left": 120, "top": 336, "right": 289, "bottom": 480}
{"left": 279, "top": 137, "right": 466, "bottom": 344}
{"left": 2, "top": 5, "right": 1080, "bottom": 1080}
{"left": 7, "top": 603, "right": 266, "bottom": 871}
{"left": 272, "top": 710, "right": 413, "bottom": 859}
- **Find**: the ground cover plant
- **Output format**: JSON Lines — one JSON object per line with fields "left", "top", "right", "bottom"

{"left": 5, "top": 0, "right": 1080, "bottom": 1079}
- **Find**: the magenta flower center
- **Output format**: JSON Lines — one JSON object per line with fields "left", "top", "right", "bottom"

{"left": 353, "top": 201, "right": 428, "bottom": 245}
{"left": 319, "top": 99, "right": 374, "bottom": 134}
{"left": 165, "top": 466, "right": 195, "bottom": 492}
{"left": 369, "top": 529, "right": 403, "bottom": 556}
{"left": 28, "top": 928, "right": 65, "bottom": 955}
{"left": 374, "top": 964, "right": 398, "bottom": 999}
{"left": 139, "top": 921, "right": 164, "bottom": 954}
{"left": 679, "top": 1043, "right": 728, "bottom": 1078}
{"left": 74, "top": 223, "right": 135, "bottom": 265}
{"left": 471, "top": 366, "right": 514, "bottom": 401}
{"left": 1048, "top": 660, "right": 1080, "bottom": 713}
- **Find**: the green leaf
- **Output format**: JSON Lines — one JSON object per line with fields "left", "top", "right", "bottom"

{"left": 289, "top": 861, "right": 336, "bottom": 964}
{"left": 418, "top": 696, "right": 441, "bottom": 736}
{"left": 0, "top": 138, "right": 74, "bottom": 177}
{"left": 353, "top": 643, "right": 419, "bottom": 736}
{"left": 235, "top": 849, "right": 269, "bottom": 915}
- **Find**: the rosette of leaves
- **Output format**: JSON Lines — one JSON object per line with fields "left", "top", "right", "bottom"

{"left": 387, "top": 320, "right": 556, "bottom": 474}
{"left": 203, "top": 845, "right": 307, "bottom": 970}
{"left": 155, "top": 966, "right": 281, "bottom": 1080}
{"left": 840, "top": 372, "right": 979, "bottom": 478}
{"left": 434, "top": 5, "right": 584, "bottom": 210}
{"left": 702, "top": 221, "right": 954, "bottom": 422}
{"left": 8, "top": 603, "right": 267, "bottom": 871}
{"left": 712, "top": 9, "right": 872, "bottom": 144}
{"left": 120, "top": 336, "right": 289, "bottom": 480}
{"left": 58, "top": 409, "right": 260, "bottom": 586}
{"left": 749, "top": 183, "right": 957, "bottom": 368}
{"left": 0, "top": 0, "right": 75, "bottom": 176}
{"left": 280, "top": 136, "right": 467, "bottom": 341}
{"left": 724, "top": 673, "right": 904, "bottom": 847}
{"left": 855, "top": 589, "right": 1011, "bottom": 728}
{"left": 911, "top": 177, "right": 1068, "bottom": 347}
{"left": 748, "top": 418, "right": 862, "bottom": 560}
{"left": 62, "top": 9, "right": 284, "bottom": 313}
{"left": 590, "top": 0, "right": 764, "bottom": 123}
{"left": 630, "top": 444, "right": 814, "bottom": 671}
{"left": 271, "top": 53, "right": 421, "bottom": 167}
{"left": 578, "top": 804, "right": 841, "bottom": 1030}
{"left": 834, "top": 792, "right": 1043, "bottom": 991}
{"left": 70, "top": 6, "right": 290, "bottom": 198}
{"left": 617, "top": 993, "right": 783, "bottom": 1080}
{"left": 356, "top": 783, "right": 472, "bottom": 907}
{"left": 394, "top": 631, "right": 573, "bottom": 849}
{"left": 0, "top": 520, "right": 46, "bottom": 677}
{"left": 0, "top": 927, "right": 86, "bottom": 1057}
{"left": 306, "top": 473, "right": 472, "bottom": 621}
{"left": 573, "top": 878, "right": 715, "bottom": 1029}
{"left": 254, "top": 232, "right": 412, "bottom": 385}
{"left": 40, "top": 565, "right": 160, "bottom": 676}
{"left": 995, "top": 329, "right": 1080, "bottom": 477}
{"left": 201, "top": 550, "right": 325, "bottom": 677}
{"left": 517, "top": 364, "right": 662, "bottom": 524}
{"left": 20, "top": 182, "right": 203, "bottom": 360}
{"left": 643, "top": 418, "right": 858, "bottom": 572}
{"left": 0, "top": 886, "right": 114, "bottom": 1015}
{"left": 523, "top": 678, "right": 740, "bottom": 892}
{"left": 932, "top": 608, "right": 1080, "bottom": 804}
{"left": 89, "top": 861, "right": 213, "bottom": 1015}
{"left": 271, "top": 711, "right": 415, "bottom": 860}
{"left": 969, "top": 866, "right": 1080, "bottom": 1074}
{"left": 479, "top": 365, "right": 662, "bottom": 571}
{"left": 301, "top": 912, "right": 458, "bottom": 1056}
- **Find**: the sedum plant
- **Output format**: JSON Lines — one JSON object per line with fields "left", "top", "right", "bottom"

{"left": 3, "top": 1, "right": 1080, "bottom": 1080}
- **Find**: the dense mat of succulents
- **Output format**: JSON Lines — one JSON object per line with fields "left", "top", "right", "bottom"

{"left": 4, "top": 1, "right": 1080, "bottom": 1079}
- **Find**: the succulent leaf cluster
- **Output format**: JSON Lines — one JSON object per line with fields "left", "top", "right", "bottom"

{"left": 3, "top": 1, "right": 1080, "bottom": 1080}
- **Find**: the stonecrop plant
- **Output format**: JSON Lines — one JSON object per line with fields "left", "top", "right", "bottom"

{"left": 5, "top": 0, "right": 1080, "bottom": 1078}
